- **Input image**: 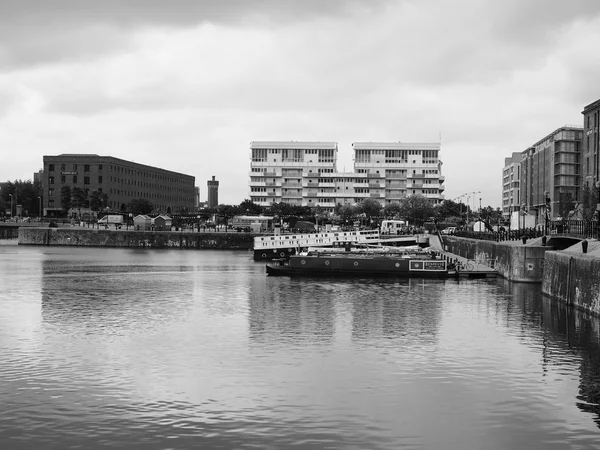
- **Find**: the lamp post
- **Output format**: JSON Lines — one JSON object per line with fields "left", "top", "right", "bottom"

{"left": 8, "top": 193, "right": 13, "bottom": 219}
{"left": 544, "top": 191, "right": 550, "bottom": 236}
{"left": 38, "top": 196, "right": 42, "bottom": 219}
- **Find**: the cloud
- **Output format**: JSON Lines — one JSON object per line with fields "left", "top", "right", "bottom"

{"left": 2, "top": 0, "right": 600, "bottom": 206}
{"left": 0, "top": 0, "right": 391, "bottom": 70}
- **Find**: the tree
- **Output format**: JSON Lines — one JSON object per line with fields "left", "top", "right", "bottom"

{"left": 336, "top": 204, "right": 357, "bottom": 222}
{"left": 383, "top": 202, "right": 402, "bottom": 219}
{"left": 558, "top": 192, "right": 575, "bottom": 219}
{"left": 0, "top": 179, "right": 42, "bottom": 216}
{"left": 239, "top": 199, "right": 262, "bottom": 215}
{"left": 71, "top": 187, "right": 88, "bottom": 217}
{"left": 582, "top": 184, "right": 599, "bottom": 221}
{"left": 216, "top": 204, "right": 240, "bottom": 225}
{"left": 127, "top": 198, "right": 154, "bottom": 216}
{"left": 89, "top": 191, "right": 109, "bottom": 214}
{"left": 358, "top": 198, "right": 382, "bottom": 220}
{"left": 60, "top": 186, "right": 72, "bottom": 213}
{"left": 398, "top": 195, "right": 435, "bottom": 226}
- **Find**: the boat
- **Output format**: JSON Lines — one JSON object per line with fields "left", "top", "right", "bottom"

{"left": 265, "top": 247, "right": 453, "bottom": 278}
{"left": 253, "top": 229, "right": 427, "bottom": 261}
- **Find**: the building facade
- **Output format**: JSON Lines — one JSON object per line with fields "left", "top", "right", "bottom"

{"left": 353, "top": 142, "right": 445, "bottom": 205}
{"left": 249, "top": 141, "right": 444, "bottom": 213}
{"left": 42, "top": 154, "right": 195, "bottom": 216}
{"left": 582, "top": 98, "right": 600, "bottom": 191}
{"left": 502, "top": 152, "right": 522, "bottom": 218}
{"left": 519, "top": 126, "right": 583, "bottom": 223}
{"left": 249, "top": 141, "right": 339, "bottom": 211}
{"left": 207, "top": 176, "right": 219, "bottom": 208}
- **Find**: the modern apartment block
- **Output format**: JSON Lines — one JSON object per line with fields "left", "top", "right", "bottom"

{"left": 42, "top": 154, "right": 196, "bottom": 216}
{"left": 249, "top": 141, "right": 338, "bottom": 210}
{"left": 502, "top": 152, "right": 522, "bottom": 217}
{"left": 582, "top": 98, "right": 600, "bottom": 190}
{"left": 353, "top": 142, "right": 445, "bottom": 205}
{"left": 519, "top": 126, "right": 583, "bottom": 222}
{"left": 249, "top": 141, "right": 444, "bottom": 213}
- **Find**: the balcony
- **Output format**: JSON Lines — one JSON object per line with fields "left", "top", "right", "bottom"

{"left": 370, "top": 193, "right": 384, "bottom": 198}
{"left": 367, "top": 173, "right": 382, "bottom": 178}
{"left": 368, "top": 183, "right": 382, "bottom": 188}
{"left": 305, "top": 191, "right": 318, "bottom": 198}
{"left": 303, "top": 181, "right": 319, "bottom": 188}
{"left": 264, "top": 171, "right": 277, "bottom": 177}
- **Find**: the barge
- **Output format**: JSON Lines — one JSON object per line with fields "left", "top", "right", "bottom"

{"left": 266, "top": 248, "right": 452, "bottom": 278}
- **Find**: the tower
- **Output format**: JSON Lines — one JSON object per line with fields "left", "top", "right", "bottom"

{"left": 207, "top": 176, "right": 219, "bottom": 208}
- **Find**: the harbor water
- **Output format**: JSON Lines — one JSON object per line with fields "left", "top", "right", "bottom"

{"left": 0, "top": 246, "right": 599, "bottom": 449}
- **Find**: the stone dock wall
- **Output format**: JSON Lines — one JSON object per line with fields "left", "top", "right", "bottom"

{"left": 18, "top": 227, "right": 254, "bottom": 250}
{"left": 441, "top": 236, "right": 546, "bottom": 283}
{"left": 542, "top": 251, "right": 600, "bottom": 316}
{"left": 442, "top": 235, "right": 600, "bottom": 317}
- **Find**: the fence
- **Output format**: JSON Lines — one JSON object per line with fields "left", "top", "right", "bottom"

{"left": 446, "top": 219, "right": 600, "bottom": 242}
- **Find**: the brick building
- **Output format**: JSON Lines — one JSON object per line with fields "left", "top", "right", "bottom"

{"left": 42, "top": 154, "right": 195, "bottom": 217}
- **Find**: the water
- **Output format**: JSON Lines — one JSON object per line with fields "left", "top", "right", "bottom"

{"left": 0, "top": 246, "right": 599, "bottom": 449}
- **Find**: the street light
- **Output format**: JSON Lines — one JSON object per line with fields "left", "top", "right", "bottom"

{"left": 544, "top": 191, "right": 550, "bottom": 236}
{"left": 8, "top": 194, "right": 12, "bottom": 219}
{"left": 38, "top": 196, "right": 42, "bottom": 219}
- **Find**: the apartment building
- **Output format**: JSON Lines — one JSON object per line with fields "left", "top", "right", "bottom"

{"left": 353, "top": 142, "right": 445, "bottom": 205}
{"left": 42, "top": 154, "right": 196, "bottom": 216}
{"left": 249, "top": 141, "right": 445, "bottom": 213}
{"left": 249, "top": 141, "right": 338, "bottom": 211}
{"left": 519, "top": 126, "right": 583, "bottom": 222}
{"left": 502, "top": 152, "right": 522, "bottom": 217}
{"left": 582, "top": 98, "right": 600, "bottom": 190}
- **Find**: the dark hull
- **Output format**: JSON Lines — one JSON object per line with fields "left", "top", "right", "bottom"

{"left": 254, "top": 247, "right": 298, "bottom": 261}
{"left": 266, "top": 254, "right": 451, "bottom": 278}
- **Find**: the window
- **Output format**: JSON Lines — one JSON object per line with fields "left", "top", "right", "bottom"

{"left": 49, "top": 200, "right": 55, "bottom": 208}
{"left": 84, "top": 165, "right": 90, "bottom": 172}
{"left": 84, "top": 176, "right": 90, "bottom": 185}
{"left": 99, "top": 164, "right": 103, "bottom": 171}
{"left": 61, "top": 176, "right": 65, "bottom": 183}
{"left": 48, "top": 188, "right": 54, "bottom": 196}
{"left": 73, "top": 164, "right": 78, "bottom": 170}
{"left": 73, "top": 176, "right": 77, "bottom": 184}
{"left": 98, "top": 176, "right": 103, "bottom": 184}
{"left": 49, "top": 176, "right": 54, "bottom": 184}
{"left": 49, "top": 164, "right": 55, "bottom": 172}
{"left": 61, "top": 164, "right": 66, "bottom": 170}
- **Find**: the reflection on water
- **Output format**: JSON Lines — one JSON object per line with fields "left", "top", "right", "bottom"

{"left": 0, "top": 247, "right": 600, "bottom": 449}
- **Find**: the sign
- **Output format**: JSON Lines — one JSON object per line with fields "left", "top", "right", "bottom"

{"left": 61, "top": 171, "right": 78, "bottom": 175}
{"left": 410, "top": 260, "right": 447, "bottom": 271}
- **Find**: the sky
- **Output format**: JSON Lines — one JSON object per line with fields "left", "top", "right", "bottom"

{"left": 1, "top": 0, "right": 600, "bottom": 208}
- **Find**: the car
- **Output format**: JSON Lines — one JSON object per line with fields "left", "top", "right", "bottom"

{"left": 441, "top": 227, "right": 457, "bottom": 235}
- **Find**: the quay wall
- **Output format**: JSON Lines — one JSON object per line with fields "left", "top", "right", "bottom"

{"left": 442, "top": 236, "right": 547, "bottom": 283}
{"left": 18, "top": 227, "right": 254, "bottom": 250}
{"left": 542, "top": 251, "right": 600, "bottom": 316}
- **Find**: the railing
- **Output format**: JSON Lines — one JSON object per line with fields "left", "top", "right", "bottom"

{"left": 444, "top": 219, "right": 599, "bottom": 242}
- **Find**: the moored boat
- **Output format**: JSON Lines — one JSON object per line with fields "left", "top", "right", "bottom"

{"left": 266, "top": 248, "right": 452, "bottom": 278}
{"left": 253, "top": 229, "right": 425, "bottom": 261}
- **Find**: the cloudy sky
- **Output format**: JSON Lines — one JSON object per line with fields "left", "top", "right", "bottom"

{"left": 1, "top": 0, "right": 600, "bottom": 207}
